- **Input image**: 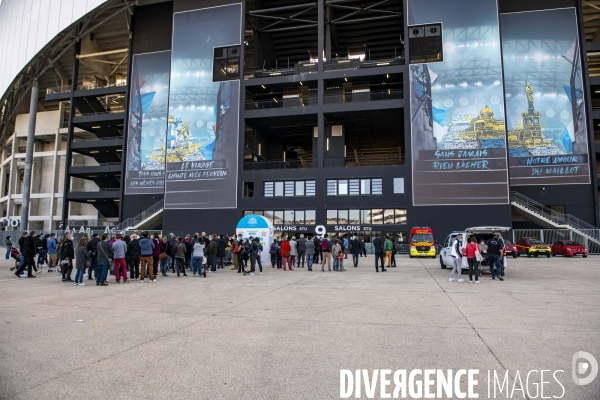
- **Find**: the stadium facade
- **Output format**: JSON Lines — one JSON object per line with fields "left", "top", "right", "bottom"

{"left": 0, "top": 0, "right": 598, "bottom": 243}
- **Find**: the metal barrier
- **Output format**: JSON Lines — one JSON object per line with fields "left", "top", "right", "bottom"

{"left": 513, "top": 229, "right": 600, "bottom": 254}
{"left": 243, "top": 159, "right": 315, "bottom": 170}
{"left": 116, "top": 199, "right": 164, "bottom": 230}
{"left": 245, "top": 96, "right": 318, "bottom": 110}
{"left": 323, "top": 89, "right": 403, "bottom": 104}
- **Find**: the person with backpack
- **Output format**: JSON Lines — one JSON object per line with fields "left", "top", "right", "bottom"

{"left": 60, "top": 232, "right": 75, "bottom": 281}
{"left": 320, "top": 235, "right": 332, "bottom": 272}
{"left": 313, "top": 236, "right": 321, "bottom": 264}
{"left": 191, "top": 237, "right": 205, "bottom": 277}
{"left": 269, "top": 239, "right": 278, "bottom": 268}
{"left": 95, "top": 234, "right": 113, "bottom": 286}
{"left": 280, "top": 237, "right": 292, "bottom": 271}
{"left": 47, "top": 233, "right": 58, "bottom": 271}
{"left": 305, "top": 236, "right": 315, "bottom": 271}
{"left": 173, "top": 237, "right": 187, "bottom": 277}
{"left": 249, "top": 237, "right": 263, "bottom": 275}
{"left": 289, "top": 236, "right": 298, "bottom": 268}
{"left": 449, "top": 233, "right": 464, "bottom": 282}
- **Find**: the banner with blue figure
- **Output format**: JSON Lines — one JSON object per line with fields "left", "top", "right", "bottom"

{"left": 165, "top": 4, "right": 241, "bottom": 209}
{"left": 408, "top": 0, "right": 510, "bottom": 206}
{"left": 125, "top": 51, "right": 171, "bottom": 194}
{"left": 501, "top": 8, "right": 590, "bottom": 185}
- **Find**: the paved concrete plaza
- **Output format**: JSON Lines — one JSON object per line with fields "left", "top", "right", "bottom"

{"left": 0, "top": 255, "right": 599, "bottom": 399}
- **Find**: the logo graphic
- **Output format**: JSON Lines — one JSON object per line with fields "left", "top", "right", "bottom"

{"left": 248, "top": 217, "right": 258, "bottom": 225}
{"left": 572, "top": 351, "right": 598, "bottom": 386}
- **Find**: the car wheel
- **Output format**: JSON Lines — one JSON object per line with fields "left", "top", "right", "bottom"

{"left": 440, "top": 256, "right": 446, "bottom": 269}
{"left": 409, "top": 255, "right": 413, "bottom": 259}
{"left": 546, "top": 253, "right": 550, "bottom": 258}
{"left": 512, "top": 253, "right": 518, "bottom": 258}
{"left": 534, "top": 253, "right": 538, "bottom": 257}
{"left": 583, "top": 255, "right": 587, "bottom": 258}
{"left": 527, "top": 253, "right": 532, "bottom": 257}
{"left": 552, "top": 252, "right": 556, "bottom": 257}
{"left": 563, "top": 251, "right": 567, "bottom": 257}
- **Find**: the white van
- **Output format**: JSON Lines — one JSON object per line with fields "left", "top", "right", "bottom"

{"left": 439, "top": 226, "right": 511, "bottom": 270}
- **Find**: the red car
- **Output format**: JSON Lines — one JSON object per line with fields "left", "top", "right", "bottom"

{"left": 551, "top": 240, "right": 588, "bottom": 257}
{"left": 503, "top": 240, "right": 518, "bottom": 258}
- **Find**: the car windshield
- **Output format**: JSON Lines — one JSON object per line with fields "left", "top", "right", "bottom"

{"left": 528, "top": 240, "right": 543, "bottom": 245}
{"left": 563, "top": 241, "right": 580, "bottom": 246}
{"left": 412, "top": 234, "right": 433, "bottom": 242}
{"left": 503, "top": 240, "right": 512, "bottom": 244}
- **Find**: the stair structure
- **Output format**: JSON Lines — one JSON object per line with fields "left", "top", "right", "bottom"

{"left": 117, "top": 199, "right": 164, "bottom": 231}
{"left": 510, "top": 191, "right": 600, "bottom": 246}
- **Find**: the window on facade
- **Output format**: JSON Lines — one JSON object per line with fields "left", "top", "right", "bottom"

{"left": 213, "top": 45, "right": 240, "bottom": 81}
{"left": 327, "top": 209, "right": 407, "bottom": 225}
{"left": 246, "top": 210, "right": 316, "bottom": 225}
{"left": 306, "top": 210, "right": 316, "bottom": 225}
{"left": 338, "top": 209, "right": 349, "bottom": 224}
{"left": 327, "top": 178, "right": 383, "bottom": 196}
{"left": 327, "top": 209, "right": 338, "bottom": 225}
{"left": 349, "top": 209, "right": 360, "bottom": 225}
{"left": 408, "top": 24, "right": 443, "bottom": 64}
{"left": 265, "top": 180, "right": 315, "bottom": 197}
{"left": 243, "top": 182, "right": 254, "bottom": 198}
{"left": 284, "top": 210, "right": 295, "bottom": 225}
{"left": 393, "top": 178, "right": 405, "bottom": 194}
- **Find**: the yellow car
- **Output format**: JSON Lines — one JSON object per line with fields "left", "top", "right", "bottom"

{"left": 516, "top": 237, "right": 551, "bottom": 258}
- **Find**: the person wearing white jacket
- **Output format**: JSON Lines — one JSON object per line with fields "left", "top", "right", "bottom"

{"left": 449, "top": 234, "right": 464, "bottom": 282}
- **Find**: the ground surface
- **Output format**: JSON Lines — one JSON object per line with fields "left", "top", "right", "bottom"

{"left": 0, "top": 255, "right": 599, "bottom": 399}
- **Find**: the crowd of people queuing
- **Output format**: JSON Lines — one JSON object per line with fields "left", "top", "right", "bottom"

{"left": 5, "top": 229, "right": 507, "bottom": 284}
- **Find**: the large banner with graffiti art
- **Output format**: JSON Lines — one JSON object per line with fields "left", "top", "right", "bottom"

{"left": 501, "top": 9, "right": 590, "bottom": 185}
{"left": 125, "top": 51, "right": 171, "bottom": 194}
{"left": 409, "top": 0, "right": 510, "bottom": 206}
{"left": 165, "top": 4, "right": 241, "bottom": 209}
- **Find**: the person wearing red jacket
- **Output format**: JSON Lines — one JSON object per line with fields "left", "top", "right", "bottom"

{"left": 152, "top": 234, "right": 162, "bottom": 279}
{"left": 464, "top": 236, "right": 480, "bottom": 283}
{"left": 280, "top": 237, "right": 293, "bottom": 271}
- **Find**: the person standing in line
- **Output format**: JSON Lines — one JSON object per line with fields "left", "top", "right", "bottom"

{"left": 234, "top": 239, "right": 245, "bottom": 274}
{"left": 231, "top": 235, "right": 239, "bottom": 271}
{"left": 216, "top": 234, "right": 227, "bottom": 269}
{"left": 280, "top": 237, "right": 291, "bottom": 271}
{"left": 85, "top": 233, "right": 99, "bottom": 280}
{"left": 498, "top": 234, "right": 506, "bottom": 278}
{"left": 485, "top": 234, "right": 504, "bottom": 281}
{"left": 361, "top": 237, "right": 367, "bottom": 257}
{"left": 342, "top": 236, "right": 349, "bottom": 259}
{"left": 112, "top": 234, "right": 128, "bottom": 284}
{"left": 95, "top": 234, "right": 113, "bottom": 286}
{"left": 15, "top": 231, "right": 37, "bottom": 278}
{"left": 305, "top": 236, "right": 315, "bottom": 271}
{"left": 465, "top": 236, "right": 480, "bottom": 283}
{"left": 392, "top": 238, "right": 402, "bottom": 268}
{"left": 47, "top": 233, "right": 58, "bottom": 272}
{"left": 269, "top": 238, "right": 278, "bottom": 268}
{"left": 173, "top": 237, "right": 187, "bottom": 276}
{"left": 127, "top": 233, "right": 141, "bottom": 280}
{"left": 313, "top": 236, "right": 322, "bottom": 264}
{"left": 74, "top": 237, "right": 90, "bottom": 286}
{"left": 5, "top": 235, "right": 12, "bottom": 260}
{"left": 152, "top": 234, "right": 161, "bottom": 279}
{"left": 168, "top": 233, "right": 177, "bottom": 273}
{"left": 249, "top": 237, "right": 263, "bottom": 275}
{"left": 297, "top": 234, "right": 307, "bottom": 268}
{"left": 60, "top": 232, "right": 75, "bottom": 281}
{"left": 372, "top": 234, "right": 386, "bottom": 272}
{"left": 332, "top": 240, "right": 342, "bottom": 271}
{"left": 139, "top": 231, "right": 156, "bottom": 283}
{"left": 320, "top": 235, "right": 332, "bottom": 272}
{"left": 350, "top": 236, "right": 361, "bottom": 268}
{"left": 160, "top": 236, "right": 170, "bottom": 277}
{"left": 289, "top": 236, "right": 298, "bottom": 268}
{"left": 206, "top": 234, "right": 219, "bottom": 273}
{"left": 276, "top": 238, "right": 283, "bottom": 269}
{"left": 191, "top": 237, "right": 205, "bottom": 277}
{"left": 383, "top": 235, "right": 393, "bottom": 268}
{"left": 16, "top": 232, "right": 28, "bottom": 275}
{"left": 449, "top": 233, "right": 464, "bottom": 282}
